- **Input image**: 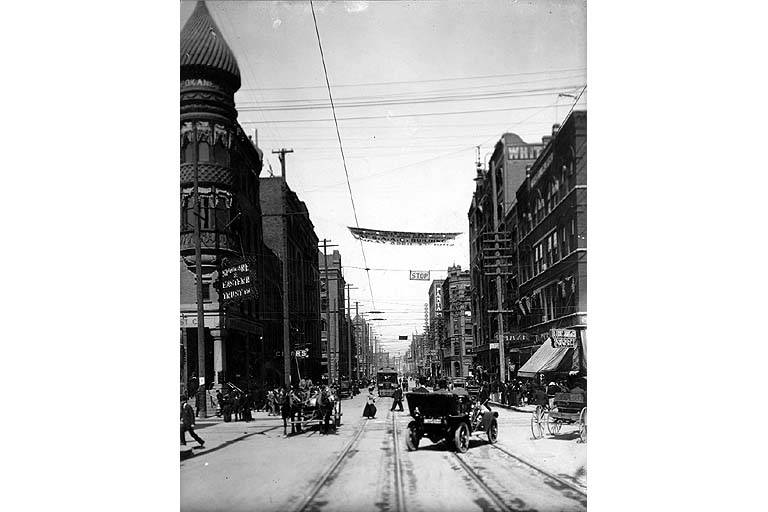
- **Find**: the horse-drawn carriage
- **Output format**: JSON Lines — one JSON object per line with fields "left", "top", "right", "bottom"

{"left": 293, "top": 389, "right": 343, "bottom": 431}
{"left": 530, "top": 390, "right": 586, "bottom": 443}
{"left": 404, "top": 391, "right": 499, "bottom": 453}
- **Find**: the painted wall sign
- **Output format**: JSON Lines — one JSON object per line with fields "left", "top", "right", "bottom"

{"left": 508, "top": 144, "right": 545, "bottom": 161}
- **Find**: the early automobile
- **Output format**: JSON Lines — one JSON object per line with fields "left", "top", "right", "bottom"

{"left": 404, "top": 390, "right": 498, "bottom": 453}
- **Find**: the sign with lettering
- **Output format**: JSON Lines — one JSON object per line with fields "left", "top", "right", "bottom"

{"left": 220, "top": 258, "right": 258, "bottom": 305}
{"left": 503, "top": 333, "right": 529, "bottom": 343}
{"left": 550, "top": 328, "right": 577, "bottom": 348}
{"left": 508, "top": 144, "right": 545, "bottom": 161}
{"left": 409, "top": 270, "right": 431, "bottom": 281}
{"left": 348, "top": 227, "right": 461, "bottom": 245}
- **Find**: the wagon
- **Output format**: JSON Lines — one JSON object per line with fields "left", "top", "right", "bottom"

{"left": 404, "top": 391, "right": 499, "bottom": 453}
{"left": 530, "top": 391, "right": 586, "bottom": 443}
{"left": 293, "top": 394, "right": 343, "bottom": 431}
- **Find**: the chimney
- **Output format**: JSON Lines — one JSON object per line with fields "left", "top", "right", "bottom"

{"left": 552, "top": 123, "right": 561, "bottom": 135}
{"left": 542, "top": 136, "right": 552, "bottom": 145}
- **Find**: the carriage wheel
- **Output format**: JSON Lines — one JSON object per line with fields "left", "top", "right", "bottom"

{"left": 578, "top": 407, "right": 587, "bottom": 443}
{"left": 487, "top": 419, "right": 498, "bottom": 444}
{"left": 454, "top": 422, "right": 470, "bottom": 453}
{"left": 530, "top": 406, "right": 546, "bottom": 439}
{"left": 405, "top": 427, "right": 420, "bottom": 451}
{"left": 547, "top": 413, "right": 562, "bottom": 435}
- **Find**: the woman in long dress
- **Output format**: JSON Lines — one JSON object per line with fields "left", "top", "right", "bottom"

{"left": 362, "top": 386, "right": 377, "bottom": 419}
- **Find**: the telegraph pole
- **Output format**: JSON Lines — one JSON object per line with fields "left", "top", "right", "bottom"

{"left": 192, "top": 121, "right": 207, "bottom": 417}
{"left": 488, "top": 159, "right": 506, "bottom": 384}
{"left": 272, "top": 148, "right": 294, "bottom": 183}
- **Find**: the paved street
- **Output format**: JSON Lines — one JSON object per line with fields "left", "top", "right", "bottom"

{"left": 181, "top": 391, "right": 586, "bottom": 512}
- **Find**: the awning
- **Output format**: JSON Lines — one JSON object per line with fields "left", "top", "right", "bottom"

{"left": 517, "top": 337, "right": 573, "bottom": 378}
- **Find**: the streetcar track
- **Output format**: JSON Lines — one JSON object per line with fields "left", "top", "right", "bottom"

{"left": 390, "top": 411, "right": 407, "bottom": 512}
{"left": 488, "top": 443, "right": 587, "bottom": 497}
{"left": 294, "top": 418, "right": 368, "bottom": 512}
{"left": 451, "top": 451, "right": 515, "bottom": 512}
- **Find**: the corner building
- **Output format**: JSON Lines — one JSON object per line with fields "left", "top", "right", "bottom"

{"left": 180, "top": 1, "right": 282, "bottom": 394}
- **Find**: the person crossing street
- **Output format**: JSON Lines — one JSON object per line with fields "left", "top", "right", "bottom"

{"left": 390, "top": 384, "right": 404, "bottom": 412}
{"left": 180, "top": 397, "right": 204, "bottom": 448}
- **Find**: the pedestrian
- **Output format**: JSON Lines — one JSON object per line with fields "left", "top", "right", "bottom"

{"left": 390, "top": 385, "right": 404, "bottom": 412}
{"left": 282, "top": 386, "right": 295, "bottom": 435}
{"left": 318, "top": 385, "right": 333, "bottom": 434}
{"left": 362, "top": 386, "right": 377, "bottom": 418}
{"left": 180, "top": 397, "right": 205, "bottom": 448}
{"left": 215, "top": 390, "right": 223, "bottom": 417}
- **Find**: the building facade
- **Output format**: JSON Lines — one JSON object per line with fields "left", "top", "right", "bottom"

{"left": 468, "top": 132, "right": 547, "bottom": 380}
{"left": 514, "top": 111, "right": 587, "bottom": 360}
{"left": 260, "top": 176, "right": 321, "bottom": 385}
{"left": 180, "top": 1, "right": 283, "bottom": 398}
{"left": 441, "top": 266, "right": 473, "bottom": 378}
{"left": 319, "top": 249, "right": 348, "bottom": 382}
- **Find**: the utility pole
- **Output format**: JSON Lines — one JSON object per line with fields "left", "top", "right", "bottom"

{"left": 355, "top": 301, "right": 361, "bottom": 381}
{"left": 272, "top": 148, "right": 294, "bottom": 183}
{"left": 277, "top": 151, "right": 293, "bottom": 388}
{"left": 192, "top": 121, "right": 207, "bottom": 417}
{"left": 489, "top": 158, "right": 506, "bottom": 384}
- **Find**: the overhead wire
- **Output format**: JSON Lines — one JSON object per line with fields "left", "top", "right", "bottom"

{"left": 309, "top": 0, "right": 375, "bottom": 310}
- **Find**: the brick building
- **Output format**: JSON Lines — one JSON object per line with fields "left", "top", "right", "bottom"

{"left": 260, "top": 176, "right": 321, "bottom": 384}
{"left": 514, "top": 111, "right": 587, "bottom": 361}
{"left": 319, "top": 249, "right": 351, "bottom": 382}
{"left": 441, "top": 266, "right": 474, "bottom": 378}
{"left": 468, "top": 132, "right": 547, "bottom": 380}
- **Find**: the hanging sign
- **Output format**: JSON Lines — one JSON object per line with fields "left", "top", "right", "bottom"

{"left": 409, "top": 270, "right": 431, "bottom": 280}
{"left": 550, "top": 328, "right": 577, "bottom": 348}
{"left": 220, "top": 257, "right": 259, "bottom": 305}
{"left": 348, "top": 227, "right": 461, "bottom": 245}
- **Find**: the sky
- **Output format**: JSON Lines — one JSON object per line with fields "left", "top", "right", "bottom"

{"left": 180, "top": 0, "right": 587, "bottom": 357}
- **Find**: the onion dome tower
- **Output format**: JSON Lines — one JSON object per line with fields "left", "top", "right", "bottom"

{"left": 180, "top": 1, "right": 243, "bottom": 275}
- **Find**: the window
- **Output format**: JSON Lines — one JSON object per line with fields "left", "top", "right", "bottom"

{"left": 553, "top": 231, "right": 560, "bottom": 262}
{"left": 198, "top": 141, "right": 210, "bottom": 162}
{"left": 546, "top": 237, "right": 553, "bottom": 267}
{"left": 560, "top": 226, "right": 568, "bottom": 256}
{"left": 570, "top": 219, "right": 577, "bottom": 250}
{"left": 202, "top": 283, "right": 210, "bottom": 301}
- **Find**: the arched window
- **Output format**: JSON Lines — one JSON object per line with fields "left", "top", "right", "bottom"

{"left": 183, "top": 142, "right": 195, "bottom": 162}
{"left": 198, "top": 141, "right": 210, "bottom": 162}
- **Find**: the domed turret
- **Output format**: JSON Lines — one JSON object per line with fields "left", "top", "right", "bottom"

{"left": 181, "top": 1, "right": 241, "bottom": 90}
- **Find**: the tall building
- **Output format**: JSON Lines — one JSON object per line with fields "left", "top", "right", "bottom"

{"left": 468, "top": 131, "right": 547, "bottom": 380}
{"left": 318, "top": 249, "right": 348, "bottom": 382}
{"left": 180, "top": 1, "right": 282, "bottom": 398}
{"left": 260, "top": 176, "right": 321, "bottom": 384}
{"left": 441, "top": 265, "right": 473, "bottom": 378}
{"left": 513, "top": 111, "right": 587, "bottom": 366}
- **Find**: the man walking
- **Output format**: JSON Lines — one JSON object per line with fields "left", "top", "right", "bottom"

{"left": 181, "top": 397, "right": 205, "bottom": 448}
{"left": 390, "top": 385, "right": 404, "bottom": 412}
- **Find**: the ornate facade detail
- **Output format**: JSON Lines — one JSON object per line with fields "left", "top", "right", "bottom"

{"left": 180, "top": 163, "right": 234, "bottom": 187}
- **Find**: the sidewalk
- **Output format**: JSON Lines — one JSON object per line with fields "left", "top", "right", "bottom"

{"left": 489, "top": 400, "right": 536, "bottom": 413}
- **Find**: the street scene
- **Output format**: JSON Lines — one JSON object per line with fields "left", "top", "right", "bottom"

{"left": 180, "top": 1, "right": 586, "bottom": 511}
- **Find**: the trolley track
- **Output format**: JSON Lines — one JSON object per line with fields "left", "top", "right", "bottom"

{"left": 451, "top": 451, "right": 517, "bottom": 512}
{"left": 294, "top": 418, "right": 368, "bottom": 512}
{"left": 390, "top": 411, "right": 407, "bottom": 512}
{"left": 488, "top": 443, "right": 587, "bottom": 497}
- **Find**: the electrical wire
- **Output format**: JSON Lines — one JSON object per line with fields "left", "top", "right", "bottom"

{"left": 309, "top": 0, "right": 375, "bottom": 310}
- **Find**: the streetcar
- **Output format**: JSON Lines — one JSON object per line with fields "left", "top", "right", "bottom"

{"left": 376, "top": 367, "right": 399, "bottom": 397}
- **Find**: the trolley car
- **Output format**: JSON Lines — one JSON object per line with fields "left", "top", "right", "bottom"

{"left": 376, "top": 367, "right": 399, "bottom": 397}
